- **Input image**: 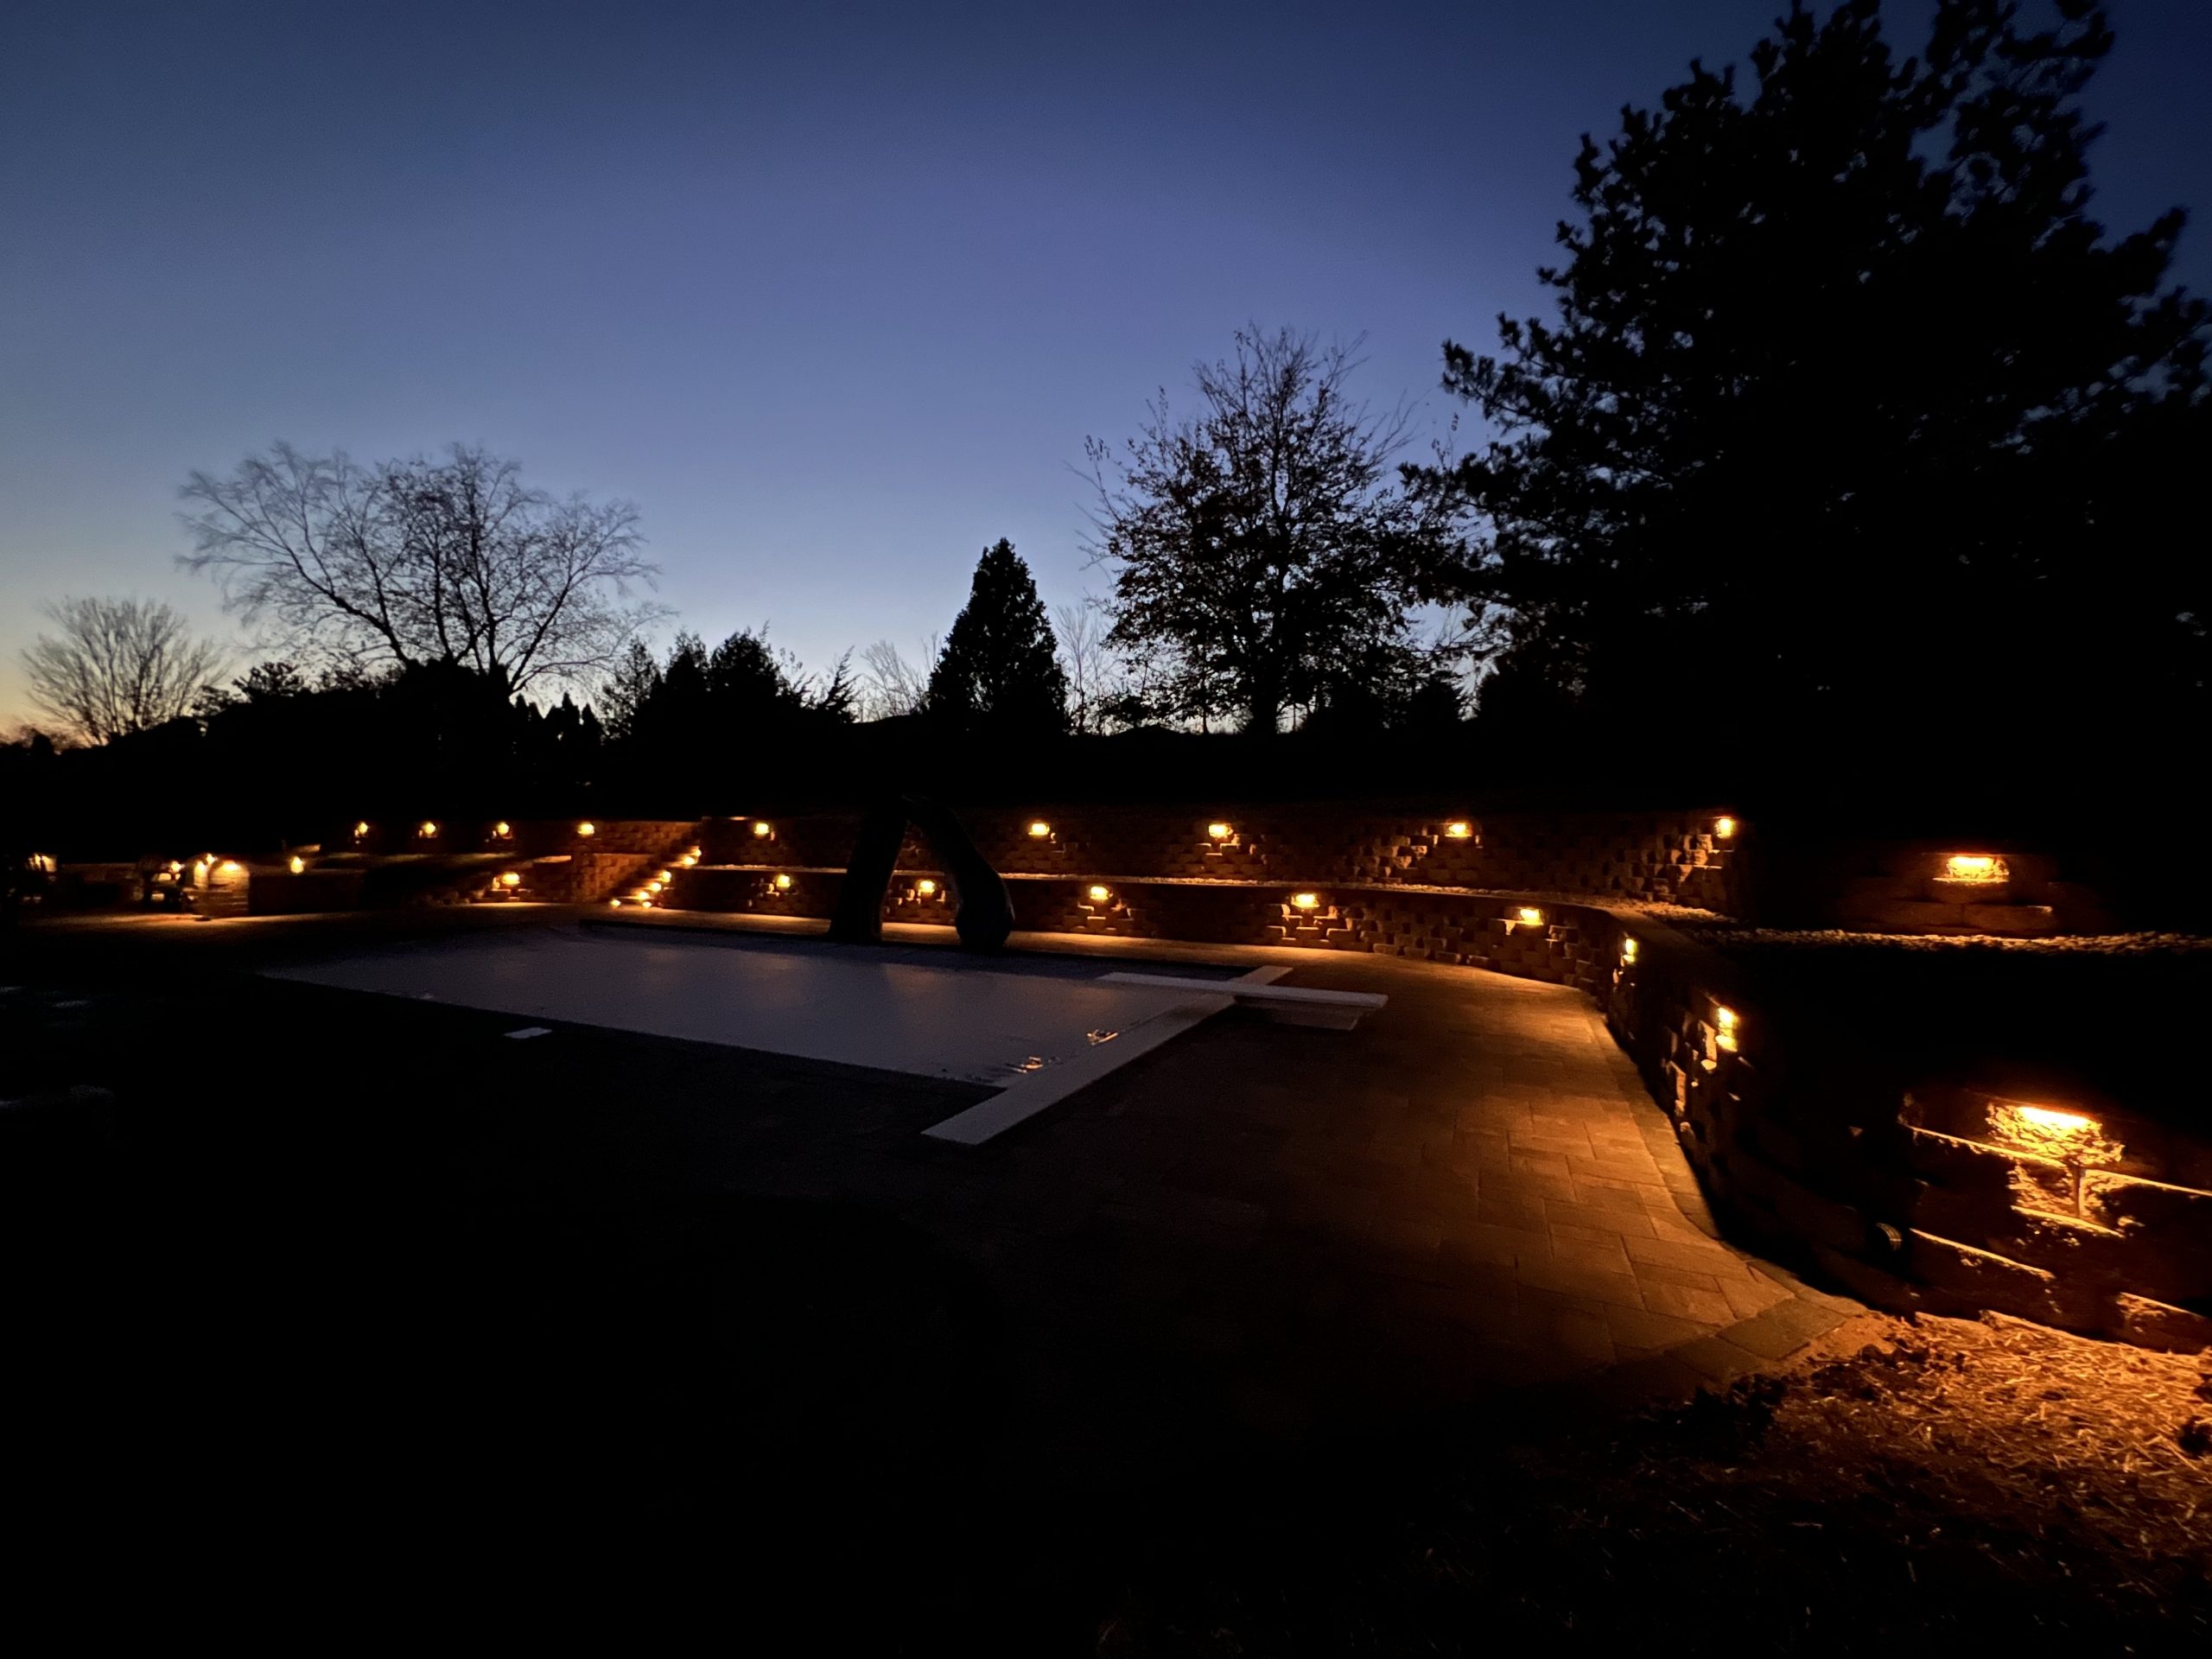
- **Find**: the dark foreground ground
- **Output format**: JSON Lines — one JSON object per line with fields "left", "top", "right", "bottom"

{"left": 3, "top": 915, "right": 2207, "bottom": 1649}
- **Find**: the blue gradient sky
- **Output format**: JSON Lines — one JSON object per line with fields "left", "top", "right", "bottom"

{"left": 4, "top": 1, "right": 2206, "bottom": 724}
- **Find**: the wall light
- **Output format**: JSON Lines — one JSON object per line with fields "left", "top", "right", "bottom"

{"left": 1621, "top": 937, "right": 1638, "bottom": 963}
{"left": 216, "top": 860, "right": 245, "bottom": 877}
{"left": 916, "top": 879, "right": 938, "bottom": 896}
{"left": 500, "top": 872, "right": 522, "bottom": 888}
{"left": 1445, "top": 821, "right": 1473, "bottom": 840}
{"left": 1714, "top": 1006, "right": 1739, "bottom": 1051}
{"left": 1291, "top": 892, "right": 1320, "bottom": 912}
{"left": 753, "top": 821, "right": 772, "bottom": 838}
{"left": 608, "top": 898, "right": 623, "bottom": 907}
{"left": 1943, "top": 853, "right": 2005, "bottom": 882}
{"left": 576, "top": 821, "right": 596, "bottom": 837}
{"left": 1714, "top": 816, "right": 1737, "bottom": 839}
{"left": 1087, "top": 884, "right": 1111, "bottom": 904}
{"left": 418, "top": 821, "right": 438, "bottom": 837}
{"left": 1207, "top": 822, "right": 1233, "bottom": 841}
{"left": 1516, "top": 906, "right": 1544, "bottom": 926}
{"left": 493, "top": 822, "right": 512, "bottom": 838}
{"left": 1027, "top": 821, "right": 1052, "bottom": 839}
{"left": 289, "top": 855, "right": 306, "bottom": 874}
{"left": 353, "top": 821, "right": 369, "bottom": 839}
{"left": 774, "top": 874, "right": 793, "bottom": 891}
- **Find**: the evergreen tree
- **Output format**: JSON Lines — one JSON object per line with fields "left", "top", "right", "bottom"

{"left": 1413, "top": 0, "right": 2209, "bottom": 751}
{"left": 926, "top": 540, "right": 1070, "bottom": 735}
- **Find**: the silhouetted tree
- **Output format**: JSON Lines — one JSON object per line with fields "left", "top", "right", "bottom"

{"left": 21, "top": 596, "right": 229, "bottom": 745}
{"left": 1411, "top": 0, "right": 2209, "bottom": 747}
{"left": 180, "top": 442, "right": 664, "bottom": 694}
{"left": 925, "top": 540, "right": 1069, "bottom": 736}
{"left": 1087, "top": 327, "right": 1459, "bottom": 734}
{"left": 598, "top": 639, "right": 663, "bottom": 741}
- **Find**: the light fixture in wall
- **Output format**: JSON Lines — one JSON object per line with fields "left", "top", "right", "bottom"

{"left": 289, "top": 855, "right": 306, "bottom": 874}
{"left": 493, "top": 822, "right": 512, "bottom": 839}
{"left": 1445, "top": 821, "right": 1474, "bottom": 840}
{"left": 576, "top": 821, "right": 596, "bottom": 837}
{"left": 1207, "top": 822, "right": 1233, "bottom": 841}
{"left": 774, "top": 874, "right": 793, "bottom": 891}
{"left": 1027, "top": 821, "right": 1052, "bottom": 839}
{"left": 1714, "top": 816, "right": 1737, "bottom": 839}
{"left": 1516, "top": 906, "right": 1544, "bottom": 926}
{"left": 1714, "top": 1005, "right": 1739, "bottom": 1052}
{"left": 1943, "top": 853, "right": 2006, "bottom": 882}
{"left": 916, "top": 878, "right": 938, "bottom": 897}
{"left": 1290, "top": 892, "right": 1320, "bottom": 912}
{"left": 418, "top": 821, "right": 438, "bottom": 838}
{"left": 353, "top": 821, "right": 370, "bottom": 840}
{"left": 500, "top": 872, "right": 522, "bottom": 888}
{"left": 608, "top": 898, "right": 622, "bottom": 907}
{"left": 1621, "top": 937, "right": 1638, "bottom": 963}
{"left": 753, "top": 821, "right": 772, "bottom": 838}
{"left": 1087, "top": 885, "right": 1111, "bottom": 904}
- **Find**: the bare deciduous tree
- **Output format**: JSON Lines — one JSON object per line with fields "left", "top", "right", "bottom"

{"left": 179, "top": 442, "right": 663, "bottom": 694}
{"left": 855, "top": 635, "right": 936, "bottom": 722}
{"left": 1052, "top": 599, "right": 1122, "bottom": 734}
{"left": 21, "top": 596, "right": 228, "bottom": 744}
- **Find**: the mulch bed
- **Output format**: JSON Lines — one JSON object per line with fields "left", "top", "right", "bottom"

{"left": 1091, "top": 1313, "right": 2212, "bottom": 1654}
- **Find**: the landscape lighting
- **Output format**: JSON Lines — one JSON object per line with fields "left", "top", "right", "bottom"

{"left": 1943, "top": 854, "right": 2005, "bottom": 882}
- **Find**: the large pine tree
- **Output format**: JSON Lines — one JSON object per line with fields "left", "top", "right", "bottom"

{"left": 926, "top": 540, "right": 1070, "bottom": 736}
{"left": 1417, "top": 0, "right": 2208, "bottom": 756}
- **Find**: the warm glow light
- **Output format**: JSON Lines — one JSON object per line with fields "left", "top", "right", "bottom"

{"left": 419, "top": 822, "right": 437, "bottom": 837}
{"left": 1944, "top": 853, "right": 2005, "bottom": 882}
{"left": 608, "top": 899, "right": 622, "bottom": 907}
{"left": 1087, "top": 884, "right": 1111, "bottom": 903}
{"left": 649, "top": 878, "right": 665, "bottom": 890}
{"left": 1714, "top": 816, "right": 1737, "bottom": 839}
{"left": 1445, "top": 821, "right": 1473, "bottom": 840}
{"left": 167, "top": 861, "right": 184, "bottom": 873}
{"left": 493, "top": 822, "right": 512, "bottom": 838}
{"left": 353, "top": 821, "right": 369, "bottom": 838}
{"left": 1516, "top": 906, "right": 1544, "bottom": 926}
{"left": 1622, "top": 938, "right": 1639, "bottom": 963}
{"left": 688, "top": 846, "right": 701, "bottom": 859}
{"left": 774, "top": 874, "right": 793, "bottom": 890}
{"left": 500, "top": 872, "right": 522, "bottom": 888}
{"left": 1027, "top": 821, "right": 1052, "bottom": 838}
{"left": 1714, "top": 1006, "right": 1739, "bottom": 1051}
{"left": 576, "top": 821, "right": 596, "bottom": 837}
{"left": 916, "top": 879, "right": 938, "bottom": 896}
{"left": 216, "top": 860, "right": 245, "bottom": 877}
{"left": 2020, "top": 1105, "right": 2091, "bottom": 1134}
{"left": 753, "top": 821, "right": 772, "bottom": 838}
{"left": 1207, "top": 822, "right": 1233, "bottom": 841}
{"left": 288, "top": 855, "right": 306, "bottom": 874}
{"left": 1291, "top": 892, "right": 1320, "bottom": 911}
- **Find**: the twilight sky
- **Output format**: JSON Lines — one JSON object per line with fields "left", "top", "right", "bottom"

{"left": 3, "top": 0, "right": 2207, "bottom": 725}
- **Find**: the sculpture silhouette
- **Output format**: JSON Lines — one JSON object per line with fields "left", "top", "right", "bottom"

{"left": 828, "top": 795, "right": 1014, "bottom": 950}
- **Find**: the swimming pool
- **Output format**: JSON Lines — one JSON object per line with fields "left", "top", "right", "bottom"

{"left": 267, "top": 925, "right": 1279, "bottom": 1141}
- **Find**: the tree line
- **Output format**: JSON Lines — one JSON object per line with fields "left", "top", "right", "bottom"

{"left": 10, "top": 0, "right": 2205, "bottom": 846}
